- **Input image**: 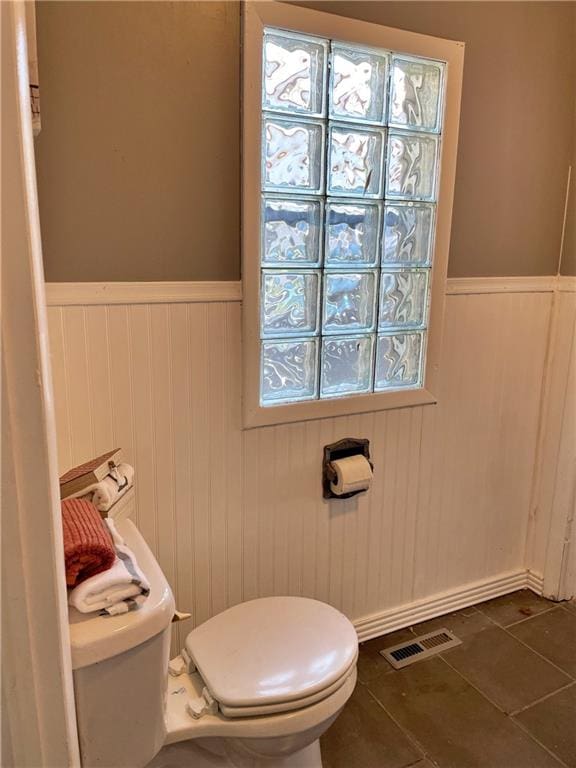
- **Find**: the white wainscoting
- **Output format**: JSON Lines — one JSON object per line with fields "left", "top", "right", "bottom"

{"left": 527, "top": 281, "right": 576, "bottom": 599}
{"left": 47, "top": 279, "right": 556, "bottom": 646}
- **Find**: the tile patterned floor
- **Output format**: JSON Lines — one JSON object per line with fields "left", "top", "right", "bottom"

{"left": 321, "top": 591, "right": 576, "bottom": 768}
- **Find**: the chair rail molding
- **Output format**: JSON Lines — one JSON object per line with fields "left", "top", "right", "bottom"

{"left": 46, "top": 280, "right": 243, "bottom": 306}
{"left": 45, "top": 275, "right": 565, "bottom": 307}
{"left": 446, "top": 276, "right": 558, "bottom": 295}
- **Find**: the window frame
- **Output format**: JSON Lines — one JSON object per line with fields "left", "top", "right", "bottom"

{"left": 242, "top": 1, "right": 464, "bottom": 428}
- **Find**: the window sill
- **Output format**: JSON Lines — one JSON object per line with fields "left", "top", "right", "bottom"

{"left": 243, "top": 386, "right": 438, "bottom": 429}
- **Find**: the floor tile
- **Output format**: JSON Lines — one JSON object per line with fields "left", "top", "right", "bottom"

{"left": 562, "top": 600, "right": 576, "bottom": 616}
{"left": 509, "top": 607, "right": 576, "bottom": 677}
{"left": 442, "top": 625, "right": 570, "bottom": 713}
{"left": 358, "top": 628, "right": 416, "bottom": 683}
{"left": 357, "top": 608, "right": 492, "bottom": 685}
{"left": 476, "top": 590, "right": 555, "bottom": 627}
{"left": 368, "top": 657, "right": 562, "bottom": 768}
{"left": 411, "top": 606, "right": 494, "bottom": 640}
{"left": 320, "top": 683, "right": 423, "bottom": 768}
{"left": 514, "top": 684, "right": 576, "bottom": 767}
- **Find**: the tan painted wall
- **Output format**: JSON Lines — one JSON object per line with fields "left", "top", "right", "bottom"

{"left": 559, "top": 7, "right": 576, "bottom": 277}
{"left": 36, "top": 1, "right": 575, "bottom": 281}
{"left": 561, "top": 99, "right": 575, "bottom": 276}
{"left": 35, "top": 1, "right": 240, "bottom": 282}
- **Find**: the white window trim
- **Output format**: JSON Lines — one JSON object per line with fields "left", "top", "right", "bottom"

{"left": 242, "top": 1, "right": 465, "bottom": 429}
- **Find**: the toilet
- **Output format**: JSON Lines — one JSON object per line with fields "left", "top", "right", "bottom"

{"left": 69, "top": 516, "right": 358, "bottom": 768}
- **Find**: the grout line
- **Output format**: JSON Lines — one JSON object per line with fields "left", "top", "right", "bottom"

{"left": 438, "top": 653, "right": 512, "bottom": 715}
{"left": 436, "top": 654, "right": 569, "bottom": 767}
{"left": 440, "top": 647, "right": 570, "bottom": 714}
{"left": 510, "top": 680, "right": 576, "bottom": 717}
{"left": 432, "top": 615, "right": 574, "bottom": 714}
{"left": 497, "top": 603, "right": 560, "bottom": 628}
{"left": 499, "top": 609, "right": 575, "bottom": 681}
{"left": 365, "top": 686, "right": 430, "bottom": 764}
{"left": 512, "top": 715, "right": 569, "bottom": 768}
{"left": 476, "top": 605, "right": 572, "bottom": 678}
{"left": 365, "top": 652, "right": 568, "bottom": 768}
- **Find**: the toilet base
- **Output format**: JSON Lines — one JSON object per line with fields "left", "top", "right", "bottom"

{"left": 146, "top": 738, "right": 322, "bottom": 768}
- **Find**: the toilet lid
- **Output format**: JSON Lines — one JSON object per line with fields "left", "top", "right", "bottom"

{"left": 184, "top": 597, "right": 358, "bottom": 711}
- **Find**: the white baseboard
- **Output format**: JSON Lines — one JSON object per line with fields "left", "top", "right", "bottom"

{"left": 525, "top": 569, "right": 545, "bottom": 595}
{"left": 353, "top": 569, "right": 538, "bottom": 642}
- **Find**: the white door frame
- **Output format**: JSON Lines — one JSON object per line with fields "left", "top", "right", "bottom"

{"left": 525, "top": 279, "right": 576, "bottom": 601}
{"left": 541, "top": 286, "right": 576, "bottom": 600}
{"left": 1, "top": 1, "right": 80, "bottom": 764}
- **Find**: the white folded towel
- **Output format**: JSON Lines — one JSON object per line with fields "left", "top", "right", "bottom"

{"left": 102, "top": 594, "right": 148, "bottom": 616}
{"left": 71, "top": 463, "right": 134, "bottom": 512}
{"left": 68, "top": 520, "right": 150, "bottom": 616}
{"left": 105, "top": 517, "right": 124, "bottom": 546}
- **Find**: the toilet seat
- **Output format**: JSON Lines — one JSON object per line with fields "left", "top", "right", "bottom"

{"left": 183, "top": 596, "right": 358, "bottom": 718}
{"left": 215, "top": 660, "right": 357, "bottom": 718}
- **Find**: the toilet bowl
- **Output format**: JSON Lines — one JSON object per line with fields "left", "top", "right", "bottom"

{"left": 148, "top": 660, "right": 356, "bottom": 768}
{"left": 69, "top": 517, "right": 358, "bottom": 768}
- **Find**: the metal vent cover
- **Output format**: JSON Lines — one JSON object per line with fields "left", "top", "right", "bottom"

{"left": 379, "top": 628, "right": 461, "bottom": 669}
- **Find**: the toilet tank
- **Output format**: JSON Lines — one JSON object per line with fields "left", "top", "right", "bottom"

{"left": 69, "top": 518, "right": 175, "bottom": 768}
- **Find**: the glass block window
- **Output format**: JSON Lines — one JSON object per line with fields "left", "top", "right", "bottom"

{"left": 259, "top": 29, "right": 445, "bottom": 406}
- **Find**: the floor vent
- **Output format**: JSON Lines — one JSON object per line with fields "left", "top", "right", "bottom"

{"left": 379, "top": 628, "right": 462, "bottom": 670}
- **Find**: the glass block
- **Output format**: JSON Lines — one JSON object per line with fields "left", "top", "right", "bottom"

{"left": 261, "top": 338, "right": 318, "bottom": 404}
{"left": 378, "top": 269, "right": 429, "bottom": 330}
{"left": 321, "top": 334, "right": 374, "bottom": 397}
{"left": 383, "top": 203, "right": 435, "bottom": 266}
{"left": 389, "top": 55, "right": 444, "bottom": 133}
{"left": 263, "top": 30, "right": 328, "bottom": 117}
{"left": 327, "top": 124, "right": 385, "bottom": 198}
{"left": 375, "top": 332, "right": 424, "bottom": 390}
{"left": 323, "top": 271, "right": 377, "bottom": 334}
{"left": 386, "top": 132, "right": 439, "bottom": 201}
{"left": 329, "top": 44, "right": 388, "bottom": 125}
{"left": 325, "top": 200, "right": 381, "bottom": 268}
{"left": 262, "top": 196, "right": 323, "bottom": 267}
{"left": 262, "top": 116, "right": 324, "bottom": 194}
{"left": 261, "top": 271, "right": 320, "bottom": 337}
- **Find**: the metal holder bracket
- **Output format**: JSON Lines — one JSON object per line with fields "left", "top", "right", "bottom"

{"left": 322, "top": 437, "right": 373, "bottom": 500}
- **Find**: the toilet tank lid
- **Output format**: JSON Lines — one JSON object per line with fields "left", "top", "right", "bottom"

{"left": 68, "top": 519, "right": 175, "bottom": 670}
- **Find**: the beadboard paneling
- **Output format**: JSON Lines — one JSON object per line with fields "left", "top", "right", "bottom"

{"left": 47, "top": 291, "right": 551, "bottom": 647}
{"left": 527, "top": 287, "right": 576, "bottom": 597}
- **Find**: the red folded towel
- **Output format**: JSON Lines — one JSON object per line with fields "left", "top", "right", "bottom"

{"left": 62, "top": 498, "right": 115, "bottom": 587}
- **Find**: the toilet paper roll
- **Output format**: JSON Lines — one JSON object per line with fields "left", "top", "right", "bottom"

{"left": 330, "top": 454, "right": 372, "bottom": 496}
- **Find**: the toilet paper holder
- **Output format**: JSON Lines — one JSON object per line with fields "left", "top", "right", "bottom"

{"left": 322, "top": 438, "right": 373, "bottom": 499}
